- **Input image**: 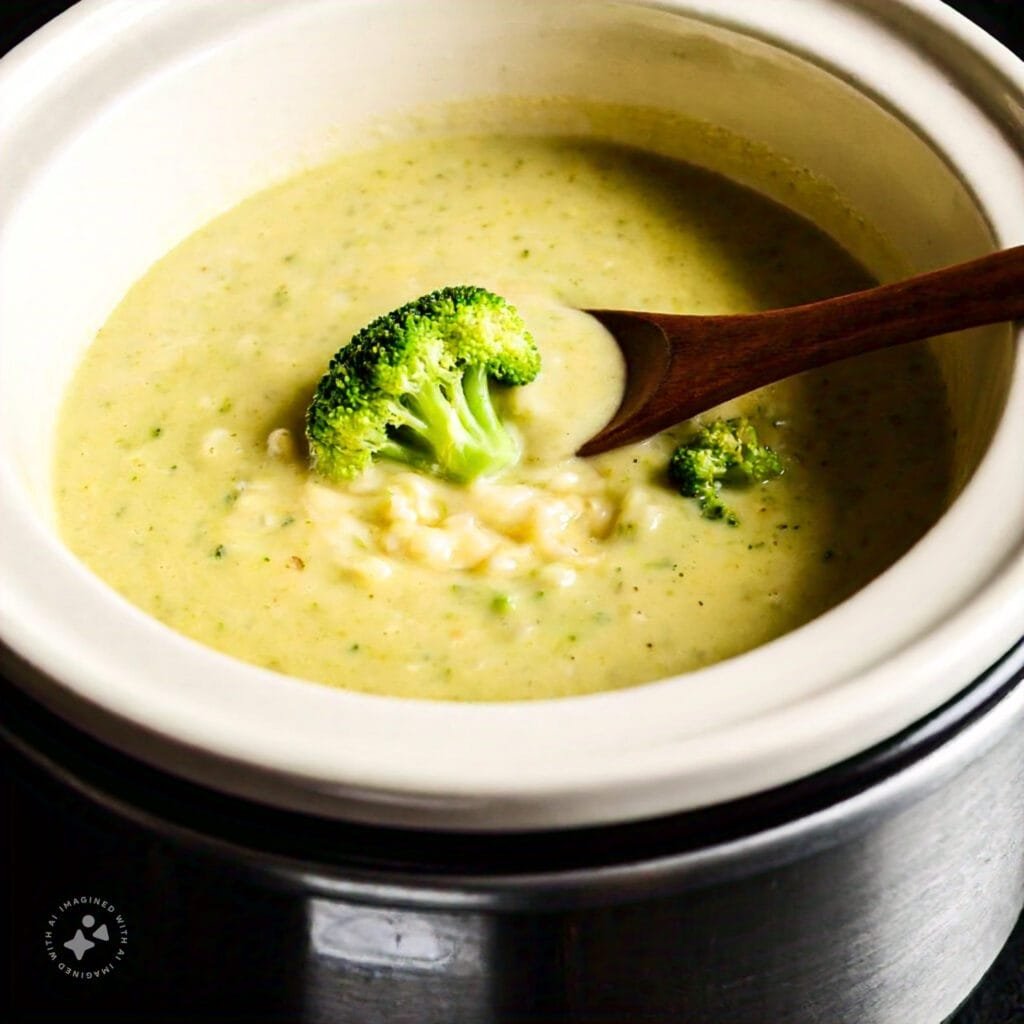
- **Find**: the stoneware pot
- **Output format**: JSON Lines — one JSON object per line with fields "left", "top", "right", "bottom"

{"left": 1, "top": 1, "right": 1023, "bottom": 1021}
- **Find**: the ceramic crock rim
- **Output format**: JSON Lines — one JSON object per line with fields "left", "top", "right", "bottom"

{"left": 0, "top": 0, "right": 1022, "bottom": 831}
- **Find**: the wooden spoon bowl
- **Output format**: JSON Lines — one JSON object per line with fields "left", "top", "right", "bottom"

{"left": 578, "top": 245, "right": 1024, "bottom": 456}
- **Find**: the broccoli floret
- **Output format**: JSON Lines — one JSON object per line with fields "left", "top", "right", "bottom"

{"left": 306, "top": 286, "right": 540, "bottom": 483}
{"left": 668, "top": 417, "right": 782, "bottom": 525}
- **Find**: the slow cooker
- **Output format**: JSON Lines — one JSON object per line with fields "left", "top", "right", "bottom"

{"left": 2, "top": 1, "right": 1024, "bottom": 1020}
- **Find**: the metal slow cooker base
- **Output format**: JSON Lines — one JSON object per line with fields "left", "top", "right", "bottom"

{"left": 2, "top": 639, "right": 1023, "bottom": 1023}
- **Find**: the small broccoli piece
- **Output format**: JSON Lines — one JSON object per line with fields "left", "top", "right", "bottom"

{"left": 668, "top": 417, "right": 782, "bottom": 525}
{"left": 306, "top": 285, "right": 540, "bottom": 483}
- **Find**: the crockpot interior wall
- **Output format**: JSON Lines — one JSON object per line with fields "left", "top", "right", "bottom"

{"left": 0, "top": 0, "right": 1001, "bottom": 519}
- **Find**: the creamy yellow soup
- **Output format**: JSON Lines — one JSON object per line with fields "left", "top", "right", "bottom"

{"left": 55, "top": 128, "right": 952, "bottom": 700}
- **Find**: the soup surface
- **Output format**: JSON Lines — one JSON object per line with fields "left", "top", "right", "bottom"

{"left": 55, "top": 129, "right": 952, "bottom": 700}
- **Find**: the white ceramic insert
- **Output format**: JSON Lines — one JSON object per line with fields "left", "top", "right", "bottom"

{"left": 1, "top": 0, "right": 1023, "bottom": 830}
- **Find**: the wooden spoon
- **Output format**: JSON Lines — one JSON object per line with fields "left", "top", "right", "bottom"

{"left": 577, "top": 245, "right": 1024, "bottom": 456}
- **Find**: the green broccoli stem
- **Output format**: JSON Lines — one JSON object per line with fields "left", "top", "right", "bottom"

{"left": 460, "top": 364, "right": 506, "bottom": 439}
{"left": 390, "top": 371, "right": 519, "bottom": 482}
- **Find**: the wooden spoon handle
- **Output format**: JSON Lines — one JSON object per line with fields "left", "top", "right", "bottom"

{"left": 709, "top": 243, "right": 1024, "bottom": 373}
{"left": 590, "top": 245, "right": 1024, "bottom": 450}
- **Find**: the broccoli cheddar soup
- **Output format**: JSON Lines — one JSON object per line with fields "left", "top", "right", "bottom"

{"left": 55, "top": 121, "right": 953, "bottom": 701}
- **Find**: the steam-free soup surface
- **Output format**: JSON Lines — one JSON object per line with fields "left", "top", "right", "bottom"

{"left": 55, "top": 133, "right": 951, "bottom": 700}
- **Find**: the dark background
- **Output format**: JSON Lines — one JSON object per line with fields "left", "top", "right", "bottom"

{"left": 1, "top": 2, "right": 1022, "bottom": 1022}
{"left": 939, "top": 0, "right": 1023, "bottom": 48}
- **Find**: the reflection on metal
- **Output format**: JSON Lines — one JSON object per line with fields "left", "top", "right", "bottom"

{"left": 309, "top": 900, "right": 483, "bottom": 975}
